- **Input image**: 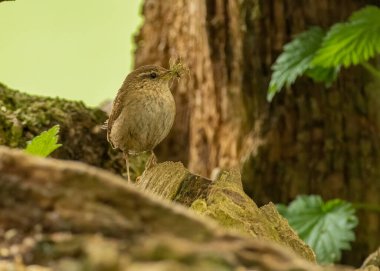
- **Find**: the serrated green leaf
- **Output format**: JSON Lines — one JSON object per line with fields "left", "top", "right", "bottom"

{"left": 268, "top": 27, "right": 328, "bottom": 101}
{"left": 305, "top": 66, "right": 340, "bottom": 86}
{"left": 312, "top": 6, "right": 380, "bottom": 68}
{"left": 277, "top": 195, "right": 358, "bottom": 264}
{"left": 25, "top": 125, "right": 62, "bottom": 157}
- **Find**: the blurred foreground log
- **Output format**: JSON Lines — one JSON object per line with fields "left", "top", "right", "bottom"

{"left": 0, "top": 146, "right": 373, "bottom": 271}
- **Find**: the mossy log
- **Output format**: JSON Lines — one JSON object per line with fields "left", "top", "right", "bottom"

{"left": 0, "top": 83, "right": 124, "bottom": 173}
{"left": 0, "top": 146, "right": 377, "bottom": 271}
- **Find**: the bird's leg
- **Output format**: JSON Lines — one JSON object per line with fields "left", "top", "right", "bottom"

{"left": 123, "top": 151, "right": 131, "bottom": 183}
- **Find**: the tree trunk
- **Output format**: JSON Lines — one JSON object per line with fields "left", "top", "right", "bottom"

{"left": 134, "top": 0, "right": 380, "bottom": 265}
{"left": 134, "top": 0, "right": 246, "bottom": 174}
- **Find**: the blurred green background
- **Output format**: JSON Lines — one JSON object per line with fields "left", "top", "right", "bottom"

{"left": 0, "top": 0, "right": 143, "bottom": 106}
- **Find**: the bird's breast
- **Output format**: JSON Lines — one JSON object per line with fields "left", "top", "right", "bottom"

{"left": 110, "top": 90, "right": 175, "bottom": 153}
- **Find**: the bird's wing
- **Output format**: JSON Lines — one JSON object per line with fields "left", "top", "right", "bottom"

{"left": 106, "top": 89, "right": 126, "bottom": 149}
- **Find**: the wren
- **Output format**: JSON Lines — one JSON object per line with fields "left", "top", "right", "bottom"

{"left": 105, "top": 64, "right": 181, "bottom": 182}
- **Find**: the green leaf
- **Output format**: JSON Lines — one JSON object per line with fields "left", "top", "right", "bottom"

{"left": 305, "top": 66, "right": 340, "bottom": 86}
{"left": 268, "top": 27, "right": 327, "bottom": 101}
{"left": 25, "top": 125, "right": 62, "bottom": 157}
{"left": 312, "top": 6, "right": 380, "bottom": 68}
{"left": 277, "top": 195, "right": 358, "bottom": 264}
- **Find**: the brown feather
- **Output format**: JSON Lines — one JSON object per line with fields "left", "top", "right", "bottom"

{"left": 106, "top": 89, "right": 127, "bottom": 149}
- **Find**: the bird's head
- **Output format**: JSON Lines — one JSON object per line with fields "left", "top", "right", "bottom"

{"left": 122, "top": 60, "right": 189, "bottom": 93}
{"left": 124, "top": 65, "right": 180, "bottom": 92}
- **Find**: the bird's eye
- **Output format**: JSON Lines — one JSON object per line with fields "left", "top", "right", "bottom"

{"left": 149, "top": 72, "right": 158, "bottom": 79}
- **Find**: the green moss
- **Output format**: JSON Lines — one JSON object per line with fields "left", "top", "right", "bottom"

{"left": 189, "top": 169, "right": 280, "bottom": 240}
{"left": 0, "top": 83, "right": 124, "bottom": 172}
{"left": 0, "top": 83, "right": 100, "bottom": 146}
{"left": 190, "top": 199, "right": 208, "bottom": 214}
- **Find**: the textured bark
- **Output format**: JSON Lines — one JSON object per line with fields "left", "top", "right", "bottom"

{"left": 240, "top": 1, "right": 380, "bottom": 265}
{"left": 0, "top": 146, "right": 354, "bottom": 271}
{"left": 134, "top": 0, "right": 380, "bottom": 265}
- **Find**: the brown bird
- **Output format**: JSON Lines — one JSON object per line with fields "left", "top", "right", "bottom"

{"left": 105, "top": 65, "right": 179, "bottom": 182}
